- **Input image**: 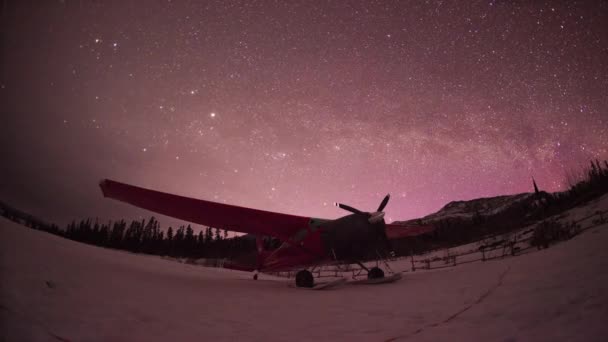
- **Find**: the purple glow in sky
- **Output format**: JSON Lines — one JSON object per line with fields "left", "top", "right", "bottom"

{"left": 1, "top": 1, "right": 607, "bottom": 227}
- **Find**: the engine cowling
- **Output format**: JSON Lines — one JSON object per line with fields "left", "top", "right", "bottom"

{"left": 320, "top": 213, "right": 388, "bottom": 261}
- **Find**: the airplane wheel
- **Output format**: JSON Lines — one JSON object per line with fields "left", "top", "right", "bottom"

{"left": 295, "top": 270, "right": 314, "bottom": 288}
{"left": 368, "top": 267, "right": 385, "bottom": 279}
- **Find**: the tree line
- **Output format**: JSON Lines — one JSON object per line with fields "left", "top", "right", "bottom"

{"left": 62, "top": 216, "right": 257, "bottom": 259}
{"left": 0, "top": 204, "right": 256, "bottom": 260}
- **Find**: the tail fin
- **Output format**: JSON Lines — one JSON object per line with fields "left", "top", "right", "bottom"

{"left": 222, "top": 236, "right": 267, "bottom": 273}
{"left": 256, "top": 235, "right": 265, "bottom": 254}
{"left": 255, "top": 235, "right": 269, "bottom": 269}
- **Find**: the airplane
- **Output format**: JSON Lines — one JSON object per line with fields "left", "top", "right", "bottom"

{"left": 99, "top": 179, "right": 435, "bottom": 288}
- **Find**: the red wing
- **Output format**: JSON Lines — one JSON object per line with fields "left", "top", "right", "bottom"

{"left": 385, "top": 223, "right": 435, "bottom": 240}
{"left": 99, "top": 179, "right": 311, "bottom": 240}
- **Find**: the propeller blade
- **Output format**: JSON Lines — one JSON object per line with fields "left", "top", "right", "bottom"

{"left": 377, "top": 194, "right": 390, "bottom": 212}
{"left": 334, "top": 202, "right": 365, "bottom": 215}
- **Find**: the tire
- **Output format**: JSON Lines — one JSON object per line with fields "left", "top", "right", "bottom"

{"left": 368, "top": 267, "right": 385, "bottom": 279}
{"left": 295, "top": 270, "right": 314, "bottom": 288}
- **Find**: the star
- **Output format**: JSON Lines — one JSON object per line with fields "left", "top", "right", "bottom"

{"left": 2, "top": 0, "right": 606, "bottom": 229}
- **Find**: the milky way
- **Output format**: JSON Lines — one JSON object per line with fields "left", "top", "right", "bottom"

{"left": 1, "top": 1, "right": 607, "bottom": 228}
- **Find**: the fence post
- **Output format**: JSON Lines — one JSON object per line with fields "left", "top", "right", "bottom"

{"left": 411, "top": 254, "right": 416, "bottom": 272}
{"left": 511, "top": 235, "right": 518, "bottom": 256}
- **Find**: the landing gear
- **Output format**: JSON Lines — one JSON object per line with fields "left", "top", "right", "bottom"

{"left": 354, "top": 261, "right": 386, "bottom": 280}
{"left": 253, "top": 270, "right": 259, "bottom": 280}
{"left": 295, "top": 270, "right": 314, "bottom": 288}
{"left": 368, "top": 267, "right": 385, "bottom": 279}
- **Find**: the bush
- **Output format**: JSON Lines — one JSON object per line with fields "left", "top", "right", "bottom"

{"left": 592, "top": 211, "right": 606, "bottom": 225}
{"left": 531, "top": 219, "right": 580, "bottom": 249}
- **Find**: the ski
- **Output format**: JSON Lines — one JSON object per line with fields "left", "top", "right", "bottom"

{"left": 312, "top": 277, "right": 347, "bottom": 290}
{"left": 349, "top": 273, "right": 403, "bottom": 285}
{"left": 289, "top": 277, "right": 347, "bottom": 290}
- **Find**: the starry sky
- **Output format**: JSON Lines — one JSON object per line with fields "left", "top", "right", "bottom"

{"left": 1, "top": 0, "right": 607, "bottom": 228}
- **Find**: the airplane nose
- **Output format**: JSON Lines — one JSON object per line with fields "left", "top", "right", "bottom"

{"left": 368, "top": 211, "right": 385, "bottom": 224}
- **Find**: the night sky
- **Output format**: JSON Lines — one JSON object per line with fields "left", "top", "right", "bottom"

{"left": 1, "top": 1, "right": 607, "bottom": 228}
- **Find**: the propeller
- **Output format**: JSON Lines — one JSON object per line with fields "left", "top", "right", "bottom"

{"left": 334, "top": 194, "right": 395, "bottom": 258}
{"left": 334, "top": 194, "right": 391, "bottom": 224}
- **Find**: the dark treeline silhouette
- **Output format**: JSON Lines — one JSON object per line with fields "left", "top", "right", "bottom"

{"left": 0, "top": 202, "right": 62, "bottom": 235}
{"left": 0, "top": 202, "right": 255, "bottom": 261}
{"left": 2, "top": 160, "right": 607, "bottom": 263}
{"left": 61, "top": 217, "right": 256, "bottom": 259}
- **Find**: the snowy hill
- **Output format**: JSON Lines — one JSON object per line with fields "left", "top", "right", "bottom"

{"left": 2, "top": 197, "right": 608, "bottom": 341}
{"left": 395, "top": 193, "right": 535, "bottom": 225}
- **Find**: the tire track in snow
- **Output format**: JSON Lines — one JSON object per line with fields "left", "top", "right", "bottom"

{"left": 1, "top": 302, "right": 72, "bottom": 342}
{"left": 385, "top": 266, "right": 511, "bottom": 341}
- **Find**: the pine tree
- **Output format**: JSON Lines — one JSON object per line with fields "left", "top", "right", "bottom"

{"left": 166, "top": 227, "right": 174, "bottom": 256}
{"left": 197, "top": 231, "right": 205, "bottom": 257}
{"left": 174, "top": 226, "right": 185, "bottom": 257}
{"left": 185, "top": 225, "right": 195, "bottom": 257}
{"left": 109, "top": 220, "right": 126, "bottom": 248}
{"left": 99, "top": 223, "right": 109, "bottom": 246}
{"left": 205, "top": 227, "right": 212, "bottom": 244}
{"left": 590, "top": 160, "right": 599, "bottom": 181}
{"left": 142, "top": 217, "right": 157, "bottom": 253}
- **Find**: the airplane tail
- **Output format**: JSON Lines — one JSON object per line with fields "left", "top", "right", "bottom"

{"left": 255, "top": 235, "right": 269, "bottom": 270}
{"left": 223, "top": 236, "right": 268, "bottom": 274}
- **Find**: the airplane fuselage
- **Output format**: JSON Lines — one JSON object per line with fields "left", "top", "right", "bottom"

{"left": 260, "top": 214, "right": 388, "bottom": 272}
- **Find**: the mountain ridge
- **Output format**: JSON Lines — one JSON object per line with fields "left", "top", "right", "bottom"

{"left": 394, "top": 192, "right": 536, "bottom": 225}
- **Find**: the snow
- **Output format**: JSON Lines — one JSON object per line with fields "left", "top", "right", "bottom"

{"left": 2, "top": 197, "right": 608, "bottom": 341}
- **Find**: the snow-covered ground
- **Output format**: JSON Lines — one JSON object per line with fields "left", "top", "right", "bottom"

{"left": 2, "top": 198, "right": 608, "bottom": 341}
